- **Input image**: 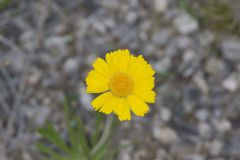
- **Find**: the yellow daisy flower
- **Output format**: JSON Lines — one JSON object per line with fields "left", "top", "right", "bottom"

{"left": 86, "top": 49, "right": 156, "bottom": 121}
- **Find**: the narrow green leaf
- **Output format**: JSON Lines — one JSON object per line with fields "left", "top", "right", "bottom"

{"left": 64, "top": 96, "right": 91, "bottom": 160}
{"left": 91, "top": 112, "right": 104, "bottom": 147}
{"left": 91, "top": 116, "right": 115, "bottom": 158}
{"left": 38, "top": 122, "right": 69, "bottom": 154}
{"left": 63, "top": 97, "right": 78, "bottom": 152}
{"left": 75, "top": 116, "right": 91, "bottom": 159}
{"left": 92, "top": 144, "right": 108, "bottom": 160}
{"left": 35, "top": 143, "right": 67, "bottom": 160}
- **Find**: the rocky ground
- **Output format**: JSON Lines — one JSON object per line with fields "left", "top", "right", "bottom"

{"left": 1, "top": 0, "right": 240, "bottom": 159}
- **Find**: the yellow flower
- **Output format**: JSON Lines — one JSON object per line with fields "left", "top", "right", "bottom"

{"left": 86, "top": 49, "right": 156, "bottom": 121}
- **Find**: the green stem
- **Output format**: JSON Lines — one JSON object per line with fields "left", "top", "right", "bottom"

{"left": 90, "top": 115, "right": 114, "bottom": 156}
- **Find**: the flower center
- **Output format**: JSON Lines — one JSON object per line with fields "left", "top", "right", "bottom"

{"left": 109, "top": 72, "right": 134, "bottom": 97}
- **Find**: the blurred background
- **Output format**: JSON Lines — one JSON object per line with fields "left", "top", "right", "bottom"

{"left": 1, "top": 0, "right": 240, "bottom": 159}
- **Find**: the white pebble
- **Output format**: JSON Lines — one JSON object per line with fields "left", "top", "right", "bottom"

{"left": 174, "top": 12, "right": 199, "bottom": 34}
{"left": 153, "top": 0, "right": 168, "bottom": 13}
{"left": 153, "top": 126, "right": 178, "bottom": 145}
{"left": 222, "top": 74, "right": 238, "bottom": 92}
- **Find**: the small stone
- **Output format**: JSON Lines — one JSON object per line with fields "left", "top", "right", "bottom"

{"left": 197, "top": 30, "right": 215, "bottom": 46}
{"left": 182, "top": 86, "right": 201, "bottom": 113}
{"left": 170, "top": 141, "right": 196, "bottom": 158}
{"left": 52, "top": 23, "right": 67, "bottom": 34}
{"left": 144, "top": 44, "right": 156, "bottom": 56}
{"left": 35, "top": 107, "right": 50, "bottom": 126}
{"left": 155, "top": 149, "right": 168, "bottom": 159}
{"left": 237, "top": 63, "right": 240, "bottom": 71}
{"left": 139, "top": 31, "right": 148, "bottom": 42}
{"left": 221, "top": 39, "right": 240, "bottom": 62}
{"left": 198, "top": 122, "right": 211, "bottom": 138}
{"left": 120, "top": 154, "right": 131, "bottom": 160}
{"left": 22, "top": 152, "right": 32, "bottom": 160}
{"left": 92, "top": 20, "right": 107, "bottom": 34}
{"left": 140, "top": 20, "right": 152, "bottom": 31}
{"left": 41, "top": 72, "right": 60, "bottom": 88}
{"left": 133, "top": 149, "right": 147, "bottom": 160}
{"left": 27, "top": 69, "right": 42, "bottom": 86}
{"left": 176, "top": 36, "right": 192, "bottom": 49}
{"left": 0, "top": 144, "right": 7, "bottom": 160}
{"left": 222, "top": 74, "right": 238, "bottom": 92}
{"left": 86, "top": 54, "right": 97, "bottom": 66}
{"left": 209, "top": 140, "right": 223, "bottom": 156}
{"left": 164, "top": 42, "right": 179, "bottom": 57}
{"left": 184, "top": 154, "right": 204, "bottom": 160}
{"left": 153, "top": 126, "right": 178, "bottom": 145}
{"left": 193, "top": 72, "right": 209, "bottom": 94}
{"left": 9, "top": 53, "right": 25, "bottom": 72}
{"left": 195, "top": 109, "right": 209, "bottom": 122}
{"left": 159, "top": 107, "right": 172, "bottom": 122}
{"left": 129, "top": 0, "right": 138, "bottom": 7}
{"left": 214, "top": 119, "right": 232, "bottom": 133}
{"left": 79, "top": 83, "right": 92, "bottom": 111}
{"left": 2, "top": 21, "right": 22, "bottom": 41}
{"left": 174, "top": 12, "right": 199, "bottom": 34}
{"left": 20, "top": 30, "right": 37, "bottom": 51}
{"left": 117, "top": 140, "right": 132, "bottom": 160}
{"left": 183, "top": 49, "right": 196, "bottom": 63}
{"left": 153, "top": 57, "right": 171, "bottom": 73}
{"left": 104, "top": 18, "right": 115, "bottom": 29}
{"left": 63, "top": 58, "right": 79, "bottom": 74}
{"left": 45, "top": 35, "right": 73, "bottom": 48}
{"left": 205, "top": 57, "right": 227, "bottom": 78}
{"left": 153, "top": 0, "right": 168, "bottom": 13}
{"left": 229, "top": 134, "right": 240, "bottom": 159}
{"left": 25, "top": 106, "right": 50, "bottom": 126}
{"left": 151, "top": 29, "right": 173, "bottom": 46}
{"left": 126, "top": 11, "right": 138, "bottom": 24}
{"left": 100, "top": 0, "right": 119, "bottom": 9}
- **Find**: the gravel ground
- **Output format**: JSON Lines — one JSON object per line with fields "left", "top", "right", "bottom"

{"left": 1, "top": 0, "right": 240, "bottom": 160}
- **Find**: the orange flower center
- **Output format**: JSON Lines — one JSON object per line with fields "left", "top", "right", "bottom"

{"left": 109, "top": 72, "right": 134, "bottom": 97}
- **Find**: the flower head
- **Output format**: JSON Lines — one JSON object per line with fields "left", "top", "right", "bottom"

{"left": 86, "top": 49, "right": 156, "bottom": 121}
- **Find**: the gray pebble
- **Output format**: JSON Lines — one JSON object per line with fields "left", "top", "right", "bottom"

{"left": 221, "top": 38, "right": 240, "bottom": 62}
{"left": 174, "top": 12, "right": 199, "bottom": 34}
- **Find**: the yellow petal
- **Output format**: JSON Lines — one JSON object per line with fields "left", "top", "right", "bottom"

{"left": 92, "top": 58, "right": 112, "bottom": 78}
{"left": 106, "top": 49, "right": 130, "bottom": 73}
{"left": 127, "top": 95, "right": 149, "bottom": 116}
{"left": 91, "top": 92, "right": 112, "bottom": 111}
{"left": 114, "top": 98, "right": 131, "bottom": 121}
{"left": 113, "top": 97, "right": 123, "bottom": 115}
{"left": 133, "top": 76, "right": 154, "bottom": 90}
{"left": 127, "top": 55, "right": 155, "bottom": 79}
{"left": 99, "top": 93, "right": 116, "bottom": 114}
{"left": 86, "top": 70, "right": 109, "bottom": 93}
{"left": 114, "top": 49, "right": 130, "bottom": 72}
{"left": 133, "top": 89, "right": 156, "bottom": 103}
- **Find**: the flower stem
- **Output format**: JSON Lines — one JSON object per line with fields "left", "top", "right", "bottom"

{"left": 90, "top": 115, "right": 114, "bottom": 156}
